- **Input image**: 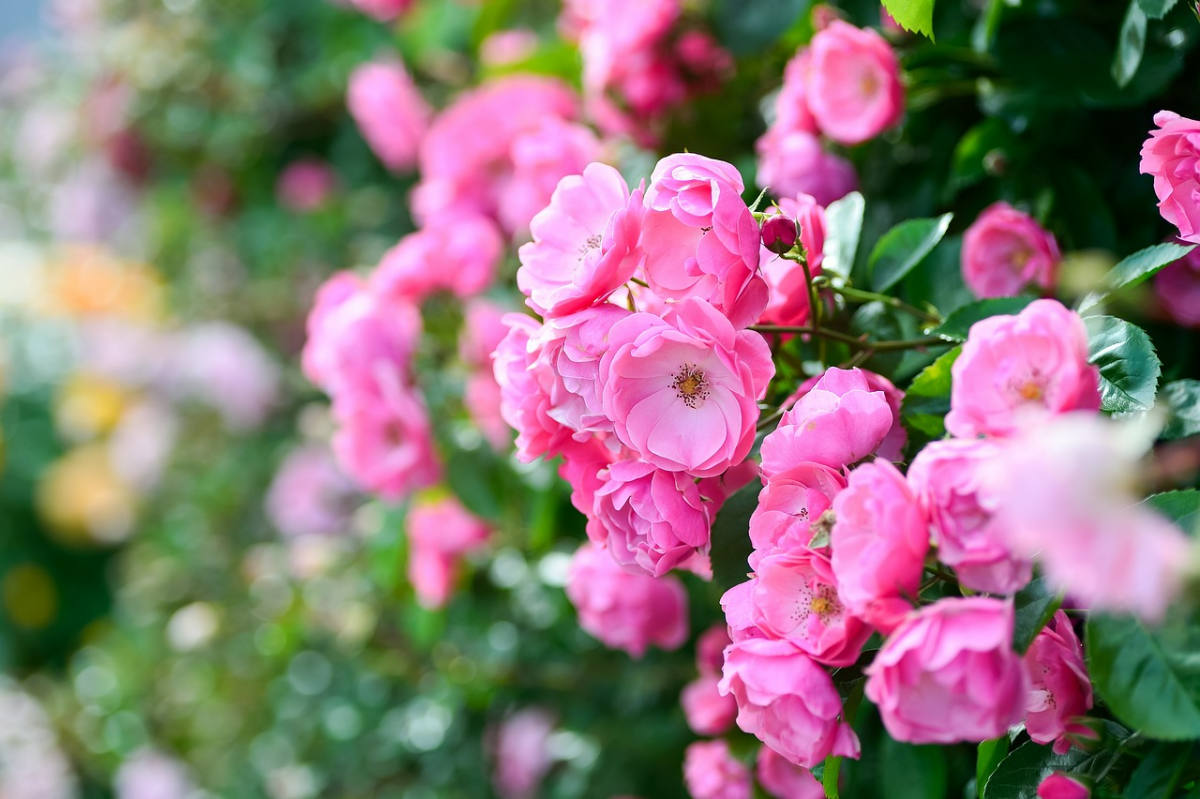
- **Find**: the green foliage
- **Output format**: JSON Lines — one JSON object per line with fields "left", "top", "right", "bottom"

{"left": 1011, "top": 578, "right": 1062, "bottom": 654}
{"left": 710, "top": 483, "right": 758, "bottom": 594}
{"left": 982, "top": 727, "right": 1130, "bottom": 799}
{"left": 1158, "top": 380, "right": 1200, "bottom": 441}
{"left": 1085, "top": 315, "right": 1162, "bottom": 414}
{"left": 931, "top": 298, "right": 1036, "bottom": 342}
{"left": 869, "top": 214, "right": 953, "bottom": 293}
{"left": 823, "top": 191, "right": 866, "bottom": 281}
{"left": 1079, "top": 242, "right": 1196, "bottom": 313}
{"left": 1124, "top": 741, "right": 1195, "bottom": 798}
{"left": 899, "top": 346, "right": 961, "bottom": 444}
{"left": 881, "top": 0, "right": 937, "bottom": 40}
{"left": 976, "top": 737, "right": 1009, "bottom": 799}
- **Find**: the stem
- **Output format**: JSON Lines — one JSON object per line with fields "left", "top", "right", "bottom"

{"left": 749, "top": 325, "right": 947, "bottom": 353}
{"left": 823, "top": 682, "right": 865, "bottom": 799}
{"left": 756, "top": 404, "right": 787, "bottom": 432}
{"left": 832, "top": 284, "right": 943, "bottom": 325}
{"left": 786, "top": 250, "right": 826, "bottom": 367}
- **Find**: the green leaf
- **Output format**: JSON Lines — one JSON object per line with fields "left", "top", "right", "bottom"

{"left": 899, "top": 346, "right": 961, "bottom": 441}
{"left": 870, "top": 214, "right": 953, "bottom": 293}
{"left": 951, "top": 119, "right": 1021, "bottom": 193}
{"left": 1012, "top": 578, "right": 1063, "bottom": 654}
{"left": 823, "top": 192, "right": 865, "bottom": 281}
{"left": 1113, "top": 1, "right": 1149, "bottom": 88}
{"left": 1138, "top": 0, "right": 1180, "bottom": 18}
{"left": 1085, "top": 316, "right": 1162, "bottom": 414}
{"left": 710, "top": 483, "right": 759, "bottom": 593}
{"left": 1158, "top": 380, "right": 1200, "bottom": 441}
{"left": 931, "top": 297, "right": 1036, "bottom": 342}
{"left": 1078, "top": 242, "right": 1195, "bottom": 313}
{"left": 1124, "top": 741, "right": 1194, "bottom": 798}
{"left": 881, "top": 0, "right": 936, "bottom": 40}
{"left": 444, "top": 444, "right": 503, "bottom": 521}
{"left": 1086, "top": 613, "right": 1200, "bottom": 741}
{"left": 1144, "top": 489, "right": 1200, "bottom": 536}
{"left": 977, "top": 737, "right": 1009, "bottom": 798}
{"left": 983, "top": 736, "right": 1123, "bottom": 799}
{"left": 712, "top": 0, "right": 809, "bottom": 55}
{"left": 880, "top": 738, "right": 948, "bottom": 799}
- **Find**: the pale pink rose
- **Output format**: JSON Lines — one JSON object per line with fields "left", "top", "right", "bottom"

{"left": 945, "top": 299, "right": 1101, "bottom": 439}
{"left": 1155, "top": 246, "right": 1200, "bottom": 327}
{"left": 499, "top": 118, "right": 605, "bottom": 235}
{"left": 773, "top": 50, "right": 820, "bottom": 137}
{"left": 373, "top": 214, "right": 503, "bottom": 300}
{"left": 405, "top": 495, "right": 490, "bottom": 608}
{"left": 1025, "top": 611, "right": 1094, "bottom": 754}
{"left": 696, "top": 624, "right": 732, "bottom": 674}
{"left": 557, "top": 436, "right": 619, "bottom": 517}
{"left": 962, "top": 202, "right": 1060, "bottom": 298}
{"left": 347, "top": 60, "right": 429, "bottom": 172}
{"left": 465, "top": 373, "right": 511, "bottom": 451}
{"left": 756, "top": 747, "right": 823, "bottom": 799}
{"left": 907, "top": 438, "right": 1031, "bottom": 595}
{"left": 805, "top": 21, "right": 904, "bottom": 145}
{"left": 760, "top": 367, "right": 894, "bottom": 477}
{"left": 721, "top": 579, "right": 769, "bottom": 644}
{"left": 681, "top": 674, "right": 738, "bottom": 735}
{"left": 569, "top": 0, "right": 681, "bottom": 93}
{"left": 480, "top": 29, "right": 539, "bottom": 67}
{"left": 276, "top": 158, "right": 337, "bottom": 211}
{"left": 682, "top": 740, "right": 751, "bottom": 799}
{"left": 407, "top": 546, "right": 458, "bottom": 609}
{"left": 645, "top": 153, "right": 744, "bottom": 228}
{"left": 493, "top": 313, "right": 574, "bottom": 462}
{"left": 719, "top": 638, "right": 860, "bottom": 768}
{"left": 346, "top": 0, "right": 414, "bottom": 22}
{"left": 565, "top": 541, "right": 688, "bottom": 658}
{"left": 755, "top": 129, "right": 858, "bottom": 207}
{"left": 517, "top": 163, "right": 644, "bottom": 317}
{"left": 173, "top": 322, "right": 281, "bottom": 430}
{"left": 491, "top": 708, "right": 556, "bottom": 799}
{"left": 460, "top": 299, "right": 511, "bottom": 367}
{"left": 865, "top": 598, "right": 1028, "bottom": 743}
{"left": 1037, "top": 773, "right": 1090, "bottom": 799}
{"left": 830, "top": 460, "right": 928, "bottom": 633}
{"left": 115, "top": 749, "right": 193, "bottom": 799}
{"left": 265, "top": 445, "right": 358, "bottom": 539}
{"left": 748, "top": 463, "right": 846, "bottom": 563}
{"left": 1140, "top": 111, "right": 1200, "bottom": 244}
{"left": 599, "top": 298, "right": 774, "bottom": 477}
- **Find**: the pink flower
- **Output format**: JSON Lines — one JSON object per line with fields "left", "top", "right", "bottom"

{"left": 346, "top": 0, "right": 414, "bottom": 22}
{"left": 276, "top": 159, "right": 337, "bottom": 211}
{"left": 493, "top": 313, "right": 574, "bottom": 462}
{"left": 465, "top": 372, "right": 511, "bottom": 451}
{"left": 830, "top": 460, "right": 928, "bottom": 633}
{"left": 406, "top": 546, "right": 458, "bottom": 609}
{"left": 945, "top": 299, "right": 1101, "bottom": 439}
{"left": 517, "top": 163, "right": 644, "bottom": 317}
{"left": 756, "top": 129, "right": 858, "bottom": 207}
{"left": 115, "top": 749, "right": 194, "bottom": 799}
{"left": 373, "top": 215, "right": 504, "bottom": 300}
{"left": 748, "top": 462, "right": 846, "bottom": 562}
{"left": 1025, "top": 611, "right": 1094, "bottom": 754}
{"left": 172, "top": 322, "right": 281, "bottom": 431}
{"left": 760, "top": 367, "right": 895, "bottom": 477}
{"left": 265, "top": 445, "right": 358, "bottom": 539}
{"left": 491, "top": 708, "right": 557, "bottom": 799}
{"left": 557, "top": 436, "right": 619, "bottom": 517}
{"left": 681, "top": 674, "right": 738, "bottom": 735}
{"left": 962, "top": 202, "right": 1060, "bottom": 298}
{"left": 480, "top": 29, "right": 539, "bottom": 67}
{"left": 499, "top": 118, "right": 605, "bottom": 236}
{"left": 756, "top": 747, "right": 823, "bottom": 799}
{"left": 346, "top": 60, "right": 429, "bottom": 172}
{"left": 565, "top": 541, "right": 688, "bottom": 658}
{"left": 406, "top": 495, "right": 491, "bottom": 608}
{"left": 865, "top": 598, "right": 1028, "bottom": 743}
{"left": 682, "top": 740, "right": 751, "bottom": 799}
{"left": 805, "top": 21, "right": 904, "bottom": 145}
{"left": 1140, "top": 111, "right": 1200, "bottom": 244}
{"left": 567, "top": 0, "right": 681, "bottom": 92}
{"left": 772, "top": 50, "right": 820, "bottom": 137}
{"left": 1037, "top": 773, "right": 1090, "bottom": 799}
{"left": 907, "top": 438, "right": 1031, "bottom": 595}
{"left": 719, "top": 637, "right": 860, "bottom": 768}
{"left": 532, "top": 304, "right": 632, "bottom": 436}
{"left": 599, "top": 298, "right": 774, "bottom": 477}
{"left": 645, "top": 153, "right": 744, "bottom": 228}
{"left": 460, "top": 299, "right": 511, "bottom": 368}
{"left": 1155, "top": 246, "right": 1200, "bottom": 327}
{"left": 696, "top": 624, "right": 732, "bottom": 674}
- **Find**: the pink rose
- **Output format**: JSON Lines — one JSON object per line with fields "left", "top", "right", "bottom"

{"left": 173, "top": 323, "right": 280, "bottom": 431}
{"left": 748, "top": 462, "right": 846, "bottom": 562}
{"left": 830, "top": 460, "right": 928, "bottom": 633}
{"left": 1155, "top": 246, "right": 1200, "bottom": 327}
{"left": 265, "top": 445, "right": 358, "bottom": 539}
{"left": 406, "top": 495, "right": 490, "bottom": 608}
{"left": 756, "top": 129, "right": 858, "bottom": 207}
{"left": 346, "top": 60, "right": 429, "bottom": 172}
{"left": 772, "top": 50, "right": 820, "bottom": 137}
{"left": 696, "top": 624, "right": 732, "bottom": 674}
{"left": 945, "top": 299, "right": 1101, "bottom": 439}
{"left": 493, "top": 313, "right": 574, "bottom": 462}
{"left": 962, "top": 202, "right": 1060, "bottom": 298}
{"left": 346, "top": 0, "right": 414, "bottom": 22}
{"left": 907, "top": 438, "right": 1031, "bottom": 595}
{"left": 681, "top": 674, "right": 738, "bottom": 735}
{"left": 491, "top": 708, "right": 556, "bottom": 799}
{"left": 645, "top": 153, "right": 744, "bottom": 228}
{"left": 460, "top": 299, "right": 510, "bottom": 368}
{"left": 1037, "top": 773, "right": 1090, "bottom": 799}
{"left": 599, "top": 298, "right": 773, "bottom": 477}
{"left": 865, "top": 598, "right": 1028, "bottom": 743}
{"left": 1025, "top": 611, "right": 1094, "bottom": 754}
{"left": 276, "top": 159, "right": 337, "bottom": 212}
{"left": 373, "top": 214, "right": 504, "bottom": 300}
{"left": 480, "top": 29, "right": 539, "bottom": 67}
{"left": 565, "top": 541, "right": 688, "bottom": 658}
{"left": 719, "top": 637, "right": 860, "bottom": 768}
{"left": 517, "top": 163, "right": 644, "bottom": 317}
{"left": 557, "top": 436, "right": 619, "bottom": 517}
{"left": 465, "top": 372, "right": 510, "bottom": 451}
{"left": 805, "top": 21, "right": 904, "bottom": 145}
{"left": 760, "top": 367, "right": 895, "bottom": 477}
{"left": 756, "top": 747, "right": 823, "bottom": 799}
{"left": 682, "top": 740, "right": 751, "bottom": 799}
{"left": 499, "top": 118, "right": 604, "bottom": 236}
{"left": 406, "top": 546, "right": 458, "bottom": 609}
{"left": 1140, "top": 111, "right": 1200, "bottom": 243}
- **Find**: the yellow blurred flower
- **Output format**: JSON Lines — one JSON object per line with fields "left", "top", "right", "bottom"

{"left": 36, "top": 444, "right": 137, "bottom": 546}
{"left": 2, "top": 564, "right": 57, "bottom": 630}
{"left": 55, "top": 373, "right": 131, "bottom": 442}
{"left": 40, "top": 245, "right": 164, "bottom": 322}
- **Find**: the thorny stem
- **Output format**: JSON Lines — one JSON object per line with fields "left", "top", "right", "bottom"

{"left": 749, "top": 325, "right": 947, "bottom": 353}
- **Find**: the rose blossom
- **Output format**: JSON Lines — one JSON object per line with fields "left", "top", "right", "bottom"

{"left": 805, "top": 21, "right": 904, "bottom": 145}
{"left": 346, "top": 0, "right": 414, "bottom": 22}
{"left": 599, "top": 298, "right": 773, "bottom": 477}
{"left": 830, "top": 460, "right": 928, "bottom": 633}
{"left": 645, "top": 153, "right": 744, "bottom": 227}
{"left": 265, "top": 445, "right": 358, "bottom": 539}
{"left": 1037, "top": 773, "right": 1090, "bottom": 799}
{"left": 756, "top": 747, "right": 823, "bottom": 799}
{"left": 1025, "top": 611, "right": 1093, "bottom": 754}
{"left": 748, "top": 462, "right": 845, "bottom": 561}
{"left": 759, "top": 193, "right": 826, "bottom": 327}
{"left": 907, "top": 438, "right": 1031, "bottom": 595}
{"left": 719, "top": 637, "right": 860, "bottom": 768}
{"left": 1140, "top": 111, "right": 1200, "bottom": 244}
{"left": 962, "top": 202, "right": 1060, "bottom": 298}
{"left": 556, "top": 436, "right": 618, "bottom": 517}
{"left": 115, "top": 749, "right": 193, "bottom": 799}
{"left": 756, "top": 129, "right": 858, "bottom": 207}
{"left": 944, "top": 299, "right": 1101, "bottom": 439}
{"left": 681, "top": 674, "right": 737, "bottom": 735}
{"left": 564, "top": 541, "right": 688, "bottom": 658}
{"left": 696, "top": 624, "right": 732, "bottom": 674}
{"left": 372, "top": 214, "right": 503, "bottom": 300}
{"left": 682, "top": 740, "right": 751, "bottom": 799}
{"left": 491, "top": 708, "right": 556, "bottom": 799}
{"left": 1155, "top": 246, "right": 1200, "bottom": 327}
{"left": 406, "top": 495, "right": 491, "bottom": 608}
{"left": 771, "top": 50, "right": 819, "bottom": 138}
{"left": 493, "top": 313, "right": 573, "bottom": 462}
{"left": 460, "top": 299, "right": 510, "bottom": 367}
{"left": 346, "top": 60, "right": 429, "bottom": 172}
{"left": 276, "top": 159, "right": 337, "bottom": 212}
{"left": 499, "top": 118, "right": 605, "bottom": 236}
{"left": 865, "top": 598, "right": 1028, "bottom": 744}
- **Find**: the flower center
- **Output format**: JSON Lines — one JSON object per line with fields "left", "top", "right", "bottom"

{"left": 672, "top": 364, "right": 711, "bottom": 409}
{"left": 1018, "top": 381, "right": 1043, "bottom": 402}
{"left": 579, "top": 234, "right": 603, "bottom": 256}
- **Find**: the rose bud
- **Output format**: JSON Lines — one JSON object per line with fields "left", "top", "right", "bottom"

{"left": 761, "top": 214, "right": 800, "bottom": 256}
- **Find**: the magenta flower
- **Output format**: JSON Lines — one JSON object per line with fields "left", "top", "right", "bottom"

{"left": 406, "top": 496, "right": 491, "bottom": 609}
{"left": 682, "top": 740, "right": 752, "bottom": 799}
{"left": 805, "top": 21, "right": 905, "bottom": 146}
{"left": 756, "top": 129, "right": 858, "bottom": 207}
{"left": 645, "top": 153, "right": 744, "bottom": 227}
{"left": 499, "top": 117, "right": 604, "bottom": 236}
{"left": 748, "top": 462, "right": 846, "bottom": 564}
{"left": 373, "top": 214, "right": 503, "bottom": 301}
{"left": 1155, "top": 246, "right": 1200, "bottom": 327}
{"left": 756, "top": 747, "right": 823, "bottom": 799}
{"left": 346, "top": 0, "right": 414, "bottom": 22}
{"left": 275, "top": 159, "right": 337, "bottom": 212}
{"left": 346, "top": 60, "right": 429, "bottom": 172}
{"left": 681, "top": 673, "right": 738, "bottom": 736}
{"left": 1025, "top": 611, "right": 1094, "bottom": 754}
{"left": 493, "top": 313, "right": 574, "bottom": 462}
{"left": 490, "top": 708, "right": 557, "bottom": 799}
{"left": 962, "top": 202, "right": 1060, "bottom": 298}
{"left": 1037, "top": 773, "right": 1090, "bottom": 799}
{"left": 1140, "top": 110, "right": 1200, "bottom": 243}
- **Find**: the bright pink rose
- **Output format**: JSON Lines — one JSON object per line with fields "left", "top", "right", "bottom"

{"left": 276, "top": 158, "right": 337, "bottom": 211}
{"left": 499, "top": 118, "right": 604, "bottom": 236}
{"left": 346, "top": 0, "right": 414, "bottom": 22}
{"left": 645, "top": 153, "right": 744, "bottom": 227}
{"left": 748, "top": 462, "right": 845, "bottom": 562}
{"left": 760, "top": 367, "right": 895, "bottom": 477}
{"left": 460, "top": 299, "right": 511, "bottom": 368}
{"left": 681, "top": 674, "right": 738, "bottom": 736}
{"left": 830, "top": 460, "right": 927, "bottom": 633}
{"left": 682, "top": 740, "right": 751, "bottom": 799}
{"left": 772, "top": 50, "right": 819, "bottom": 137}
{"left": 599, "top": 298, "right": 773, "bottom": 477}
{"left": 756, "top": 129, "right": 858, "bottom": 207}
{"left": 907, "top": 438, "right": 1031, "bottom": 595}
{"left": 346, "top": 60, "right": 429, "bottom": 172}
{"left": 945, "top": 299, "right": 1101, "bottom": 439}
{"left": 517, "top": 163, "right": 644, "bottom": 317}
{"left": 565, "top": 541, "right": 688, "bottom": 658}
{"left": 1037, "top": 773, "right": 1090, "bottom": 799}
{"left": 865, "top": 598, "right": 1028, "bottom": 744}
{"left": 962, "top": 202, "right": 1060, "bottom": 298}
{"left": 491, "top": 708, "right": 556, "bottom": 799}
{"left": 696, "top": 624, "right": 732, "bottom": 674}
{"left": 557, "top": 436, "right": 619, "bottom": 517}
{"left": 756, "top": 747, "right": 823, "bottom": 799}
{"left": 719, "top": 637, "right": 860, "bottom": 768}
{"left": 1155, "top": 246, "right": 1200, "bottom": 327}
{"left": 805, "top": 21, "right": 904, "bottom": 145}
{"left": 265, "top": 445, "right": 357, "bottom": 539}
{"left": 1140, "top": 111, "right": 1200, "bottom": 244}
{"left": 408, "top": 495, "right": 491, "bottom": 556}
{"left": 493, "top": 313, "right": 574, "bottom": 462}
{"left": 373, "top": 215, "right": 503, "bottom": 300}
{"left": 1025, "top": 611, "right": 1094, "bottom": 754}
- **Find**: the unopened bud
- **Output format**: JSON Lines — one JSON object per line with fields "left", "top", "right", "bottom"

{"left": 760, "top": 214, "right": 800, "bottom": 256}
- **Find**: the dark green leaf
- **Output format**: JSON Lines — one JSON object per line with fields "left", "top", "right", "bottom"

{"left": 710, "top": 483, "right": 759, "bottom": 593}
{"left": 983, "top": 738, "right": 1113, "bottom": 799}
{"left": 712, "top": 0, "right": 809, "bottom": 55}
{"left": 881, "top": 0, "right": 936, "bottom": 39}
{"left": 1124, "top": 741, "right": 1194, "bottom": 798}
{"left": 1078, "top": 243, "right": 1195, "bottom": 313}
{"left": 899, "top": 346, "right": 961, "bottom": 441}
{"left": 977, "top": 737, "right": 1009, "bottom": 798}
{"left": 1113, "top": 1, "right": 1149, "bottom": 88}
{"left": 880, "top": 738, "right": 948, "bottom": 799}
{"left": 931, "top": 297, "right": 1036, "bottom": 342}
{"left": 823, "top": 192, "right": 865, "bottom": 281}
{"left": 870, "top": 214, "right": 953, "bottom": 293}
{"left": 1138, "top": 0, "right": 1179, "bottom": 18}
{"left": 1144, "top": 489, "right": 1200, "bottom": 536}
{"left": 1085, "top": 316, "right": 1162, "bottom": 414}
{"left": 444, "top": 444, "right": 503, "bottom": 521}
{"left": 1158, "top": 380, "right": 1200, "bottom": 441}
{"left": 1012, "top": 578, "right": 1062, "bottom": 654}
{"left": 951, "top": 119, "right": 1020, "bottom": 193}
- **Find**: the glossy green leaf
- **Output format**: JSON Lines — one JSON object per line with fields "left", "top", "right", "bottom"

{"left": 1078, "top": 242, "right": 1195, "bottom": 313}
{"left": 882, "top": 0, "right": 936, "bottom": 39}
{"left": 982, "top": 737, "right": 1119, "bottom": 799}
{"left": 1012, "top": 578, "right": 1062, "bottom": 654}
{"left": 899, "top": 346, "right": 961, "bottom": 441}
{"left": 1085, "top": 316, "right": 1162, "bottom": 414}
{"left": 1144, "top": 489, "right": 1200, "bottom": 537}
{"left": 1138, "top": 0, "right": 1180, "bottom": 18}
{"left": 870, "top": 214, "right": 953, "bottom": 293}
{"left": 977, "top": 737, "right": 1009, "bottom": 798}
{"left": 880, "top": 738, "right": 948, "bottom": 799}
{"left": 1124, "top": 741, "right": 1194, "bottom": 798}
{"left": 931, "top": 297, "right": 1035, "bottom": 342}
{"left": 710, "top": 483, "right": 758, "bottom": 593}
{"left": 1158, "top": 380, "right": 1200, "bottom": 441}
{"left": 823, "top": 192, "right": 865, "bottom": 281}
{"left": 1113, "top": 1, "right": 1149, "bottom": 88}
